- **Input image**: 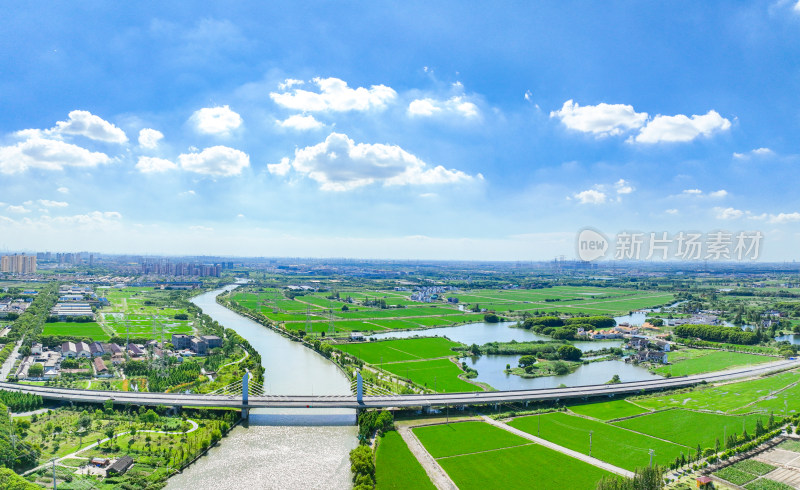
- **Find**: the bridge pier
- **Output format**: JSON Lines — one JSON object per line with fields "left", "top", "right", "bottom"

{"left": 242, "top": 370, "right": 249, "bottom": 420}
{"left": 356, "top": 370, "right": 364, "bottom": 405}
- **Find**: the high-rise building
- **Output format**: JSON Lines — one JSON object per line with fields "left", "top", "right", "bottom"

{"left": 0, "top": 254, "right": 37, "bottom": 274}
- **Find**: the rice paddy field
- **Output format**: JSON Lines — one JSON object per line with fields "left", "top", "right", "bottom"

{"left": 41, "top": 321, "right": 110, "bottom": 340}
{"left": 382, "top": 359, "right": 480, "bottom": 392}
{"left": 613, "top": 409, "right": 772, "bottom": 449}
{"left": 509, "top": 412, "right": 686, "bottom": 471}
{"left": 633, "top": 371, "right": 800, "bottom": 413}
{"left": 652, "top": 348, "right": 775, "bottom": 377}
{"left": 336, "top": 338, "right": 462, "bottom": 364}
{"left": 97, "top": 287, "right": 194, "bottom": 339}
{"left": 375, "top": 431, "right": 434, "bottom": 490}
{"left": 413, "top": 421, "right": 613, "bottom": 489}
{"left": 567, "top": 398, "right": 652, "bottom": 420}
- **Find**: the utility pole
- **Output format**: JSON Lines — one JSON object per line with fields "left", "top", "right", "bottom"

{"left": 51, "top": 457, "right": 57, "bottom": 490}
{"left": 589, "top": 431, "right": 593, "bottom": 458}
{"left": 649, "top": 449, "right": 654, "bottom": 468}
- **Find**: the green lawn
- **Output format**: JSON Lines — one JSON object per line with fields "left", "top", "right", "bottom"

{"left": 652, "top": 349, "right": 775, "bottom": 377}
{"left": 382, "top": 359, "right": 480, "bottom": 392}
{"left": 375, "top": 431, "right": 434, "bottom": 490}
{"left": 568, "top": 398, "right": 651, "bottom": 420}
{"left": 42, "top": 322, "right": 109, "bottom": 340}
{"left": 613, "top": 409, "right": 772, "bottom": 449}
{"left": 337, "top": 337, "right": 462, "bottom": 364}
{"left": 438, "top": 442, "right": 613, "bottom": 490}
{"left": 508, "top": 412, "right": 686, "bottom": 471}
{"left": 413, "top": 421, "right": 528, "bottom": 458}
{"left": 634, "top": 371, "right": 800, "bottom": 412}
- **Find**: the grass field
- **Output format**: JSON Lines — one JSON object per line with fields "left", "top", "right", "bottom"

{"left": 382, "top": 359, "right": 480, "bottom": 392}
{"left": 652, "top": 348, "right": 774, "bottom": 377}
{"left": 509, "top": 412, "right": 685, "bottom": 471}
{"left": 731, "top": 381, "right": 800, "bottom": 415}
{"left": 567, "top": 398, "right": 651, "bottom": 420}
{"left": 42, "top": 322, "right": 110, "bottom": 340}
{"left": 715, "top": 460, "right": 777, "bottom": 486}
{"left": 413, "top": 421, "right": 612, "bottom": 489}
{"left": 634, "top": 371, "right": 800, "bottom": 413}
{"left": 375, "top": 431, "right": 434, "bottom": 490}
{"left": 336, "top": 338, "right": 462, "bottom": 364}
{"left": 613, "top": 409, "right": 772, "bottom": 449}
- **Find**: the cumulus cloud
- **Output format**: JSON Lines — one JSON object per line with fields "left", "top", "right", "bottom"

{"left": 281, "top": 132, "right": 476, "bottom": 191}
{"left": 276, "top": 114, "right": 324, "bottom": 130}
{"left": 278, "top": 78, "right": 304, "bottom": 90}
{"left": 615, "top": 179, "right": 634, "bottom": 195}
{"left": 665, "top": 209, "right": 679, "bottom": 215}
{"left": 769, "top": 212, "right": 800, "bottom": 224}
{"left": 574, "top": 189, "right": 607, "bottom": 205}
{"left": 270, "top": 77, "right": 397, "bottom": 113}
{"left": 708, "top": 190, "right": 728, "bottom": 198}
{"left": 138, "top": 128, "right": 164, "bottom": 149}
{"left": 57, "top": 187, "right": 69, "bottom": 194}
{"left": 267, "top": 157, "right": 291, "bottom": 176}
{"left": 633, "top": 110, "right": 731, "bottom": 144}
{"left": 683, "top": 189, "right": 703, "bottom": 195}
{"left": 733, "top": 147, "right": 774, "bottom": 159}
{"left": 550, "top": 100, "right": 648, "bottom": 137}
{"left": 0, "top": 136, "right": 111, "bottom": 174}
{"left": 7, "top": 205, "right": 30, "bottom": 214}
{"left": 136, "top": 156, "right": 178, "bottom": 173}
{"left": 407, "top": 96, "right": 479, "bottom": 119}
{"left": 0, "top": 211, "right": 122, "bottom": 230}
{"left": 679, "top": 189, "right": 727, "bottom": 199}
{"left": 190, "top": 105, "right": 243, "bottom": 135}
{"left": 48, "top": 110, "right": 128, "bottom": 143}
{"left": 178, "top": 146, "right": 249, "bottom": 176}
{"left": 39, "top": 200, "right": 68, "bottom": 208}
{"left": 715, "top": 207, "right": 744, "bottom": 220}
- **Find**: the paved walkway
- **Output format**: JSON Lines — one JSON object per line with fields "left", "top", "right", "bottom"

{"left": 481, "top": 416, "right": 635, "bottom": 478}
{"left": 397, "top": 426, "right": 458, "bottom": 490}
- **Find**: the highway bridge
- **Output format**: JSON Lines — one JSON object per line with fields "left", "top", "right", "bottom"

{"left": 1, "top": 359, "right": 797, "bottom": 410}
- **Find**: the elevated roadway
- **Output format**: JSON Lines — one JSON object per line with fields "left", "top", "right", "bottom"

{"left": 1, "top": 359, "right": 796, "bottom": 410}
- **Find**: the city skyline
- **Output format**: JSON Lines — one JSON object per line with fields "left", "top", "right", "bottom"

{"left": 2, "top": 2, "right": 800, "bottom": 260}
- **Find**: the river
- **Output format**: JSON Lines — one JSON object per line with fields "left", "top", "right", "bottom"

{"left": 166, "top": 285, "right": 357, "bottom": 490}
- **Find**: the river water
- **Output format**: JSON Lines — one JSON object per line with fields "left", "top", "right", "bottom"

{"left": 166, "top": 285, "right": 357, "bottom": 490}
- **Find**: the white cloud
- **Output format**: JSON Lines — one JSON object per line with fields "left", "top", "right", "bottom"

{"left": 615, "top": 179, "right": 634, "bottom": 195}
{"left": 795, "top": 0, "right": 800, "bottom": 12}
{"left": 0, "top": 136, "right": 111, "bottom": 174}
{"left": 524, "top": 90, "right": 533, "bottom": 102}
{"left": 136, "top": 156, "right": 178, "bottom": 173}
{"left": 190, "top": 105, "right": 243, "bottom": 135}
{"left": 665, "top": 209, "right": 679, "bottom": 215}
{"left": 178, "top": 190, "right": 196, "bottom": 197}
{"left": 550, "top": 100, "right": 648, "bottom": 137}
{"left": 574, "top": 189, "right": 607, "bottom": 205}
{"left": 708, "top": 189, "right": 728, "bottom": 198}
{"left": 683, "top": 189, "right": 703, "bottom": 195}
{"left": 57, "top": 187, "right": 69, "bottom": 194}
{"left": 38, "top": 200, "right": 68, "bottom": 208}
{"left": 270, "top": 77, "right": 397, "bottom": 113}
{"left": 138, "top": 128, "right": 164, "bottom": 149}
{"left": 276, "top": 114, "right": 324, "bottom": 130}
{"left": 769, "top": 212, "right": 800, "bottom": 224}
{"left": 733, "top": 147, "right": 774, "bottom": 159}
{"left": 278, "top": 78, "right": 305, "bottom": 90}
{"left": 41, "top": 211, "right": 122, "bottom": 229}
{"left": 633, "top": 110, "right": 731, "bottom": 143}
{"left": 189, "top": 225, "right": 214, "bottom": 232}
{"left": 7, "top": 205, "right": 30, "bottom": 214}
{"left": 48, "top": 110, "right": 128, "bottom": 144}
{"left": 178, "top": 146, "right": 249, "bottom": 176}
{"left": 714, "top": 207, "right": 744, "bottom": 220}
{"left": 285, "top": 132, "right": 476, "bottom": 191}
{"left": 408, "top": 96, "right": 479, "bottom": 119}
{"left": 267, "top": 157, "right": 291, "bottom": 176}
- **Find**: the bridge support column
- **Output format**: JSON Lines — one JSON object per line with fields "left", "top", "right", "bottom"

{"left": 242, "top": 370, "right": 249, "bottom": 419}
{"left": 356, "top": 370, "right": 364, "bottom": 405}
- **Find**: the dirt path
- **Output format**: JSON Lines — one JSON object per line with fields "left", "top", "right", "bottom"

{"left": 481, "top": 416, "right": 635, "bottom": 478}
{"left": 397, "top": 426, "right": 458, "bottom": 490}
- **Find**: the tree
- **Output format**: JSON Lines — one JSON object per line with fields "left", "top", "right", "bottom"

{"left": 27, "top": 363, "right": 44, "bottom": 378}
{"left": 483, "top": 313, "right": 499, "bottom": 323}
{"left": 518, "top": 355, "right": 537, "bottom": 368}
{"left": 557, "top": 344, "right": 582, "bottom": 361}
{"left": 608, "top": 374, "right": 621, "bottom": 384}
{"left": 552, "top": 361, "right": 570, "bottom": 375}
{"left": 341, "top": 305, "right": 349, "bottom": 311}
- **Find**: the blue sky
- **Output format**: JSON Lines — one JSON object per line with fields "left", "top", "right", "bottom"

{"left": 1, "top": 1, "right": 800, "bottom": 260}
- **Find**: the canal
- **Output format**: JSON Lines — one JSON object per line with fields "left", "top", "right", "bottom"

{"left": 166, "top": 285, "right": 357, "bottom": 490}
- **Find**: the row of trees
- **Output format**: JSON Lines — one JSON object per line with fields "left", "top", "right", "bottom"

{"left": 673, "top": 324, "right": 759, "bottom": 345}
{"left": 0, "top": 391, "right": 42, "bottom": 412}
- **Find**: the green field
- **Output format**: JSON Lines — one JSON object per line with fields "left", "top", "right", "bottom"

{"left": 337, "top": 337, "right": 462, "bottom": 364}
{"left": 413, "top": 422, "right": 613, "bottom": 489}
{"left": 652, "top": 348, "right": 775, "bottom": 377}
{"left": 383, "top": 359, "right": 480, "bottom": 392}
{"left": 42, "top": 322, "right": 110, "bottom": 340}
{"left": 744, "top": 479, "right": 794, "bottom": 490}
{"left": 99, "top": 287, "right": 193, "bottom": 339}
{"left": 375, "top": 431, "right": 434, "bottom": 490}
{"left": 715, "top": 460, "right": 778, "bottom": 486}
{"left": 731, "top": 381, "right": 800, "bottom": 415}
{"left": 613, "top": 409, "right": 771, "bottom": 449}
{"left": 634, "top": 371, "right": 800, "bottom": 413}
{"left": 567, "top": 398, "right": 651, "bottom": 420}
{"left": 509, "top": 412, "right": 685, "bottom": 471}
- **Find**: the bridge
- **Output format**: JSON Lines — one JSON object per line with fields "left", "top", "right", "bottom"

{"left": 2, "top": 359, "right": 797, "bottom": 410}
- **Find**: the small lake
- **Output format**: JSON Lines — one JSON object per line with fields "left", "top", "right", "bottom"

{"left": 367, "top": 321, "right": 624, "bottom": 352}
{"left": 463, "top": 356, "right": 662, "bottom": 390}
{"left": 776, "top": 334, "right": 800, "bottom": 345}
